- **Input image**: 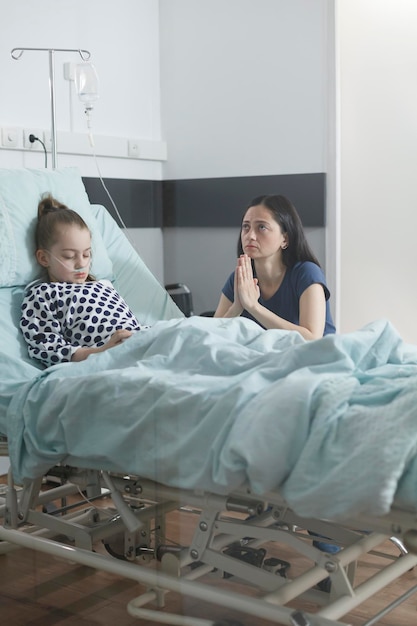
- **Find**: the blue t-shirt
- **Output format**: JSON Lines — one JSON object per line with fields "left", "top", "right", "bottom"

{"left": 222, "top": 261, "right": 335, "bottom": 335}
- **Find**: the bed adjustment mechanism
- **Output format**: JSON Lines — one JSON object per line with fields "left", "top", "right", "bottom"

{"left": 101, "top": 472, "right": 143, "bottom": 533}
{"left": 4, "top": 481, "right": 18, "bottom": 529}
{"left": 226, "top": 496, "right": 264, "bottom": 517}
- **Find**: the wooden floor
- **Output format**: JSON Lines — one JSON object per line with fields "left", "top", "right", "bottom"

{"left": 1, "top": 479, "right": 417, "bottom": 626}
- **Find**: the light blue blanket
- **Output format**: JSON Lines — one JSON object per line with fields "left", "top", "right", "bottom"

{"left": 6, "top": 316, "right": 417, "bottom": 520}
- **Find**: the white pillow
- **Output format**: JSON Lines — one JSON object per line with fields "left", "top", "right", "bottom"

{"left": 0, "top": 167, "right": 113, "bottom": 287}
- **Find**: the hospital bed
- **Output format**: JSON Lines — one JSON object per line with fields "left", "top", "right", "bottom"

{"left": 1, "top": 167, "right": 417, "bottom": 626}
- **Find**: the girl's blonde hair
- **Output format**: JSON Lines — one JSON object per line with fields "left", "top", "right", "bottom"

{"left": 35, "top": 194, "right": 95, "bottom": 281}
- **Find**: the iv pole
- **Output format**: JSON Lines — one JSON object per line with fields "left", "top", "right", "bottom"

{"left": 11, "top": 47, "right": 91, "bottom": 169}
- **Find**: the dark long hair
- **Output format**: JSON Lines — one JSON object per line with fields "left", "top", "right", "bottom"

{"left": 36, "top": 194, "right": 95, "bottom": 281}
{"left": 237, "top": 194, "right": 321, "bottom": 269}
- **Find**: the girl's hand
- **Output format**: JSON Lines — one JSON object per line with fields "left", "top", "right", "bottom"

{"left": 104, "top": 329, "right": 133, "bottom": 349}
{"left": 71, "top": 329, "right": 133, "bottom": 362}
{"left": 235, "top": 254, "right": 260, "bottom": 311}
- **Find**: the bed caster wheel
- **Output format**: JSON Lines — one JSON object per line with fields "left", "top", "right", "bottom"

{"left": 103, "top": 534, "right": 144, "bottom": 561}
{"left": 103, "top": 543, "right": 127, "bottom": 560}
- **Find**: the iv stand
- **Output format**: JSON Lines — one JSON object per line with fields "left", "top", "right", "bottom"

{"left": 11, "top": 47, "right": 91, "bottom": 169}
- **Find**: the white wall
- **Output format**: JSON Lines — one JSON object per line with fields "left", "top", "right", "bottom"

{"left": 0, "top": 0, "right": 162, "bottom": 179}
{"left": 337, "top": 0, "right": 417, "bottom": 343}
{"left": 160, "top": 0, "right": 329, "bottom": 180}
{"left": 0, "top": 0, "right": 164, "bottom": 278}
{"left": 1, "top": 1, "right": 334, "bottom": 315}
{"left": 159, "top": 0, "right": 332, "bottom": 314}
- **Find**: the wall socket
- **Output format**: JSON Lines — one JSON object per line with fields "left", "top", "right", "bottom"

{"left": 128, "top": 139, "right": 140, "bottom": 158}
{"left": 1, "top": 127, "right": 20, "bottom": 148}
{"left": 23, "top": 128, "right": 44, "bottom": 149}
{"left": 0, "top": 125, "right": 167, "bottom": 160}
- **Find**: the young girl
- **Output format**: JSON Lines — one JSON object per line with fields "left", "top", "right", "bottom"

{"left": 214, "top": 194, "right": 335, "bottom": 340}
{"left": 20, "top": 194, "right": 148, "bottom": 367}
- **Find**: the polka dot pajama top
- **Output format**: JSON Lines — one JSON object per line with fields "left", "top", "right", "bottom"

{"left": 20, "top": 280, "right": 148, "bottom": 367}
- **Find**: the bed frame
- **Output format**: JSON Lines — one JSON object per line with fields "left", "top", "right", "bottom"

{"left": 2, "top": 168, "right": 417, "bottom": 626}
{"left": 1, "top": 459, "right": 417, "bottom": 626}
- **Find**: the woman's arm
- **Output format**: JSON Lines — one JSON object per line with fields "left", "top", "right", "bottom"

{"left": 245, "top": 283, "right": 326, "bottom": 340}
{"left": 214, "top": 257, "right": 326, "bottom": 339}
{"left": 214, "top": 259, "right": 256, "bottom": 319}
{"left": 213, "top": 292, "right": 243, "bottom": 318}
{"left": 234, "top": 255, "right": 326, "bottom": 339}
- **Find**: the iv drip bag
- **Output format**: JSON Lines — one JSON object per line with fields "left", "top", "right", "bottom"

{"left": 74, "top": 62, "right": 99, "bottom": 109}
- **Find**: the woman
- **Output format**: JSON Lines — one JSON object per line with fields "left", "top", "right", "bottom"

{"left": 214, "top": 194, "right": 335, "bottom": 340}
